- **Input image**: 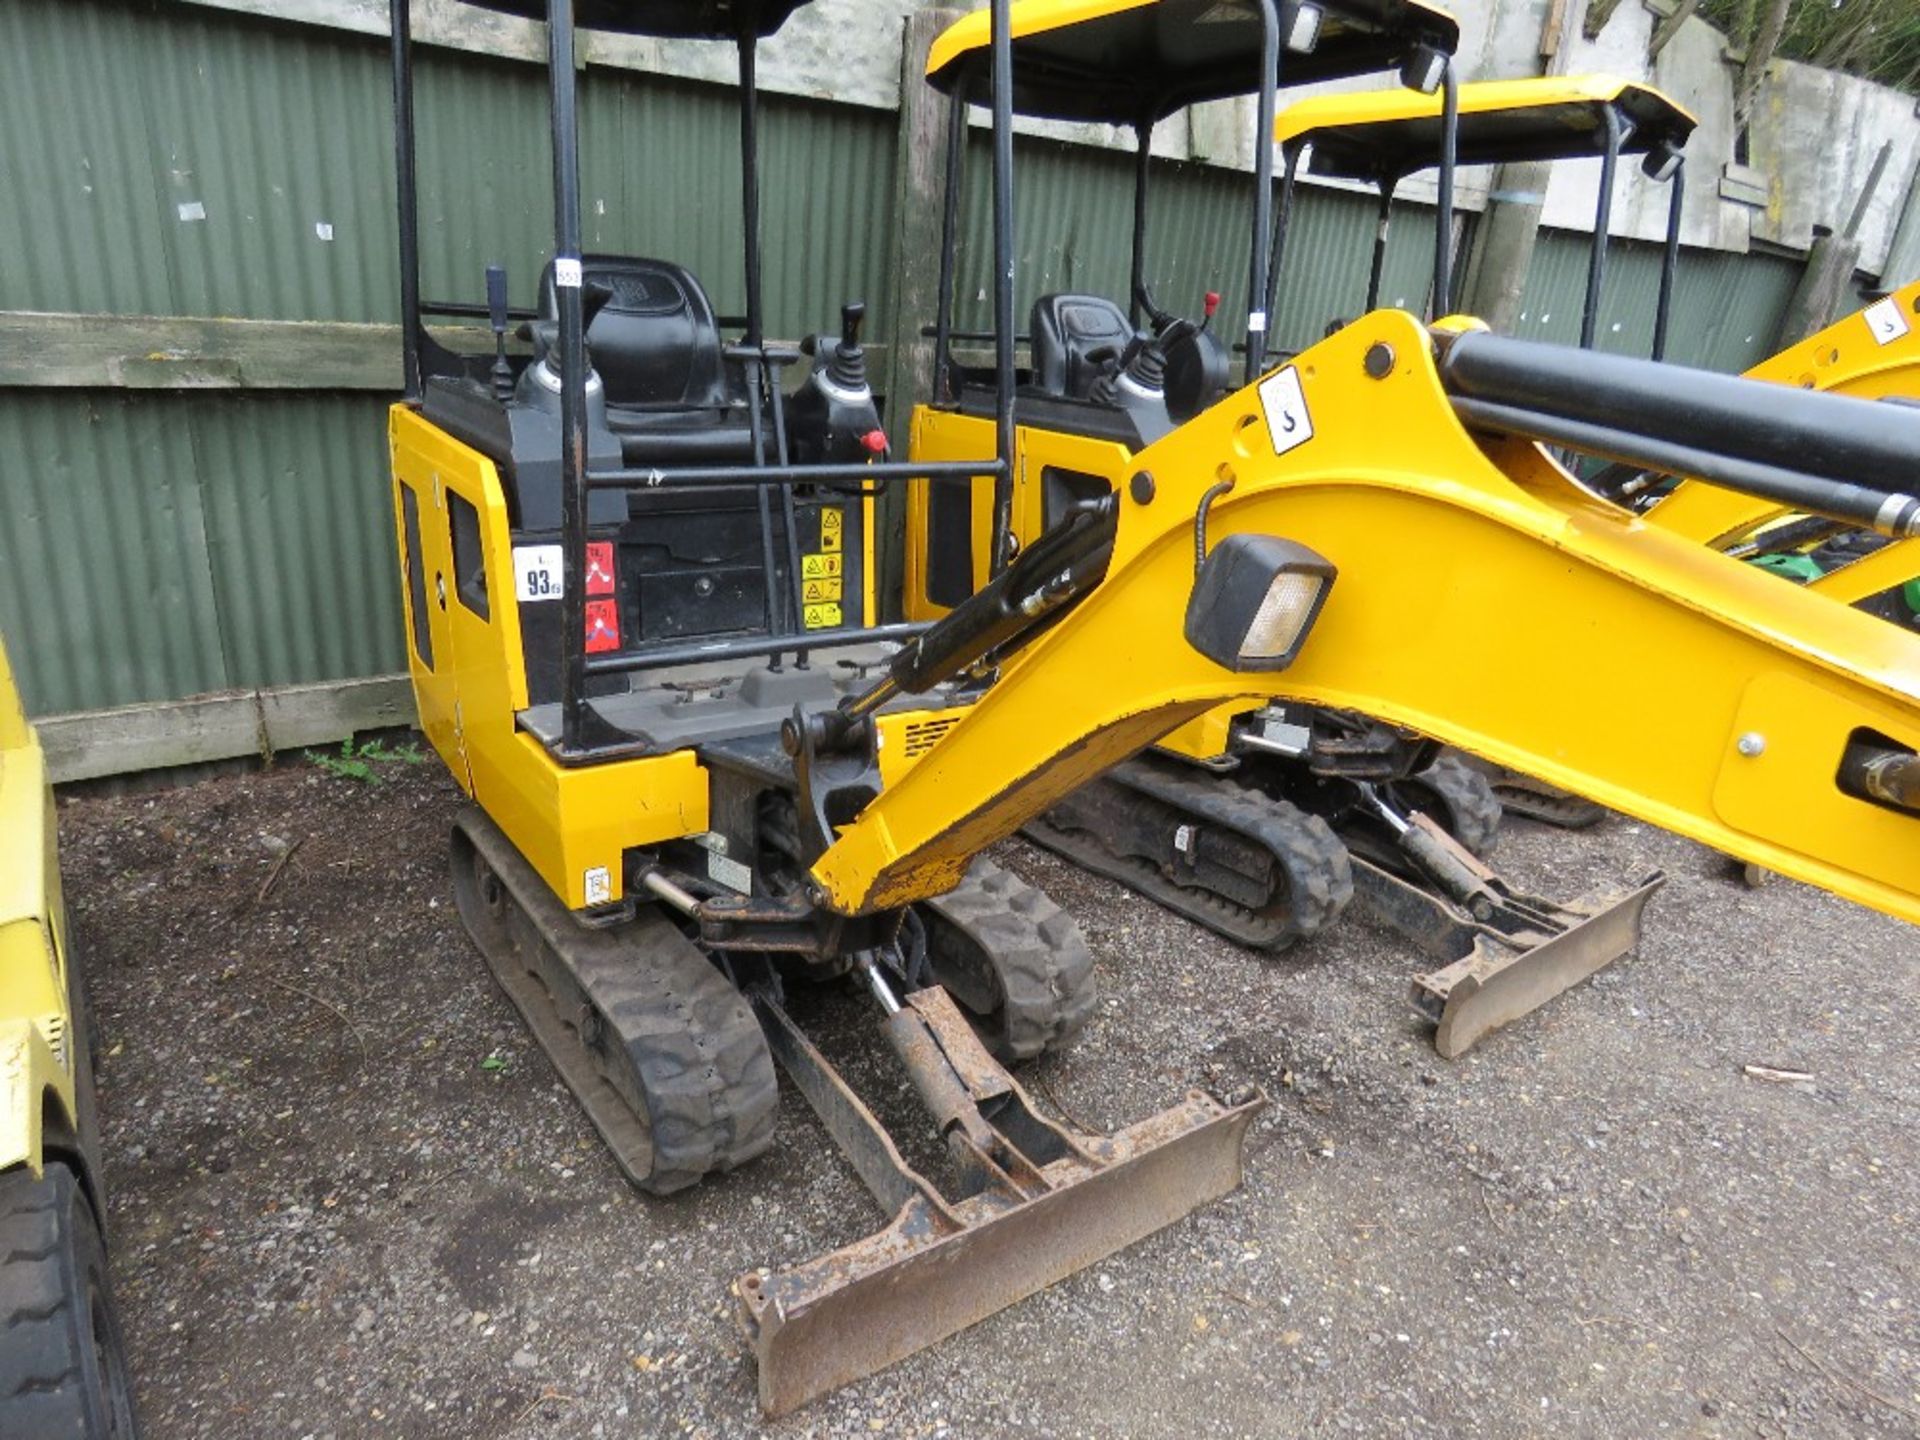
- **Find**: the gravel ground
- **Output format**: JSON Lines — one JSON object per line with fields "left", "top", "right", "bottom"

{"left": 59, "top": 754, "right": 1918, "bottom": 1439}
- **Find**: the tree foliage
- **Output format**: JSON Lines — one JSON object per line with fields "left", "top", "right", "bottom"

{"left": 1698, "top": 0, "right": 1920, "bottom": 94}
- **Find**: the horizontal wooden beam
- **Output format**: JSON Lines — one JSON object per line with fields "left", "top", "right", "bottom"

{"left": 38, "top": 674, "right": 418, "bottom": 784}
{"left": 0, "top": 310, "right": 414, "bottom": 390}
{"left": 0, "top": 310, "right": 884, "bottom": 393}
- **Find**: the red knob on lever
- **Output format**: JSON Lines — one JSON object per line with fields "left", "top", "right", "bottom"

{"left": 860, "top": 429, "right": 889, "bottom": 455}
{"left": 1203, "top": 291, "right": 1221, "bottom": 319}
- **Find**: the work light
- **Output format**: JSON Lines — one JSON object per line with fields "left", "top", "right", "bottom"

{"left": 1399, "top": 42, "right": 1447, "bottom": 96}
{"left": 1285, "top": 1, "right": 1324, "bottom": 54}
{"left": 1185, "top": 534, "right": 1337, "bottom": 672}
{"left": 1642, "top": 139, "right": 1684, "bottom": 182}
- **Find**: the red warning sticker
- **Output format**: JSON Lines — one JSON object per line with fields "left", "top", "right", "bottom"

{"left": 585, "top": 541, "right": 616, "bottom": 596}
{"left": 584, "top": 599, "right": 621, "bottom": 653}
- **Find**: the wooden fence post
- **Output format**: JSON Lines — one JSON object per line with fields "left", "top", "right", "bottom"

{"left": 877, "top": 4, "right": 962, "bottom": 620}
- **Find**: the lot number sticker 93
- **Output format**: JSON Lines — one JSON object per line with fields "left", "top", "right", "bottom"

{"left": 1258, "top": 365, "right": 1315, "bottom": 456}
{"left": 514, "top": 545, "right": 564, "bottom": 601}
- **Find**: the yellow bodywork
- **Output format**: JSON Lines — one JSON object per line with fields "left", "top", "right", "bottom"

{"left": 926, "top": 0, "right": 1162, "bottom": 76}
{"left": 1269, "top": 73, "right": 1696, "bottom": 160}
{"left": 844, "top": 310, "right": 1920, "bottom": 920}
{"left": 0, "top": 638, "right": 80, "bottom": 1181}
{"left": 390, "top": 408, "right": 710, "bottom": 910}
{"left": 1649, "top": 279, "right": 1920, "bottom": 589}
{"left": 390, "top": 407, "right": 961, "bottom": 910}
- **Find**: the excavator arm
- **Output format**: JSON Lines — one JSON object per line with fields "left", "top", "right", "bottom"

{"left": 810, "top": 310, "right": 1920, "bottom": 924}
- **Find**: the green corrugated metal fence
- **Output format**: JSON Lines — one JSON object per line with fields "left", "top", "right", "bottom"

{"left": 0, "top": 0, "right": 1807, "bottom": 726}
{"left": 1515, "top": 227, "right": 1805, "bottom": 372}
{"left": 0, "top": 392, "right": 400, "bottom": 715}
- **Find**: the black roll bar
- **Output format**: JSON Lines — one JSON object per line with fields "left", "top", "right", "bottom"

{"left": 1242, "top": 0, "right": 1282, "bottom": 378}
{"left": 1431, "top": 57, "right": 1456, "bottom": 317}
{"left": 389, "top": 0, "right": 422, "bottom": 401}
{"left": 587, "top": 459, "right": 1003, "bottom": 490}
{"left": 1364, "top": 177, "right": 1397, "bottom": 310}
{"left": 547, "top": 0, "right": 592, "bottom": 754}
{"left": 1578, "top": 104, "right": 1624, "bottom": 350}
{"left": 1263, "top": 141, "right": 1301, "bottom": 330}
{"left": 585, "top": 623, "right": 935, "bottom": 678}
{"left": 1651, "top": 158, "right": 1684, "bottom": 362}
{"left": 932, "top": 81, "right": 970, "bottom": 403}
{"left": 1129, "top": 123, "right": 1159, "bottom": 330}
{"left": 987, "top": 0, "right": 1018, "bottom": 577}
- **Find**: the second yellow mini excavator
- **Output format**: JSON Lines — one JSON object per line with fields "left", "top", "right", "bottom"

{"left": 384, "top": 0, "right": 1920, "bottom": 1416}
{"left": 906, "top": 15, "right": 1709, "bottom": 1056}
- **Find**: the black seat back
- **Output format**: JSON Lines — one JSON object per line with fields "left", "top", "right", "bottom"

{"left": 1029, "top": 293, "right": 1134, "bottom": 400}
{"left": 539, "top": 255, "right": 735, "bottom": 411}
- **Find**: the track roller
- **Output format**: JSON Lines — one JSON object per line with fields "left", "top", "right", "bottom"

{"left": 449, "top": 807, "right": 778, "bottom": 1195}
{"left": 1026, "top": 754, "right": 1352, "bottom": 948}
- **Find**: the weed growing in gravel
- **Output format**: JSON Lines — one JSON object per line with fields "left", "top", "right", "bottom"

{"left": 306, "top": 736, "right": 429, "bottom": 785}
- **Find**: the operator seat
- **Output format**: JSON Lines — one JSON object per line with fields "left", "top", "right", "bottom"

{"left": 535, "top": 254, "right": 764, "bottom": 465}
{"left": 1028, "top": 293, "right": 1135, "bottom": 401}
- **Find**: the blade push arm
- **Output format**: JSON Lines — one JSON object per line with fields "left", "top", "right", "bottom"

{"left": 810, "top": 311, "right": 1920, "bottom": 925}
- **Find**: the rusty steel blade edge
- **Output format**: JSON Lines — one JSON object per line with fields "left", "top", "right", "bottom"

{"left": 1417, "top": 876, "right": 1665, "bottom": 1058}
{"left": 735, "top": 1089, "right": 1262, "bottom": 1417}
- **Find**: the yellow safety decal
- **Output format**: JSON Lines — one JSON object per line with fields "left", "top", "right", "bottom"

{"left": 803, "top": 601, "right": 843, "bottom": 629}
{"left": 820, "top": 507, "right": 844, "bottom": 553}
{"left": 802, "top": 553, "right": 842, "bottom": 580}
{"left": 802, "top": 576, "right": 843, "bottom": 603}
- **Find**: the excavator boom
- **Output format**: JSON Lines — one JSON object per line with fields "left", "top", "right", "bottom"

{"left": 811, "top": 311, "right": 1920, "bottom": 925}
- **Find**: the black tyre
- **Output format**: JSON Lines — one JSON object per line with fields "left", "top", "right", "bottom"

{"left": 1389, "top": 754, "right": 1503, "bottom": 856}
{"left": 0, "top": 1162, "right": 139, "bottom": 1439}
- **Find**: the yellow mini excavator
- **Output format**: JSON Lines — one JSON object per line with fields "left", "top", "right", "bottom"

{"left": 384, "top": 0, "right": 1920, "bottom": 1416}
{"left": 1258, "top": 73, "right": 1697, "bottom": 836}
{"left": 907, "top": 20, "right": 1705, "bottom": 1054}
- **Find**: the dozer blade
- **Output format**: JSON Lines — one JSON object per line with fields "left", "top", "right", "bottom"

{"left": 1353, "top": 857, "right": 1665, "bottom": 1058}
{"left": 737, "top": 985, "right": 1261, "bottom": 1416}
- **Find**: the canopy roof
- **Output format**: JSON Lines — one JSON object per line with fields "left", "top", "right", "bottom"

{"left": 925, "top": 0, "right": 1461, "bottom": 125}
{"left": 460, "top": 0, "right": 811, "bottom": 40}
{"left": 1272, "top": 73, "right": 1697, "bottom": 179}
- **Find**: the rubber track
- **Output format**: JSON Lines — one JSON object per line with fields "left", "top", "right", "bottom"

{"left": 1393, "top": 754, "right": 1503, "bottom": 856}
{"left": 452, "top": 811, "right": 777, "bottom": 1196}
{"left": 1490, "top": 776, "right": 1607, "bottom": 830}
{"left": 1026, "top": 757, "right": 1353, "bottom": 950}
{"left": 921, "top": 856, "right": 1097, "bottom": 1062}
{"left": 0, "top": 1163, "right": 126, "bottom": 1437}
